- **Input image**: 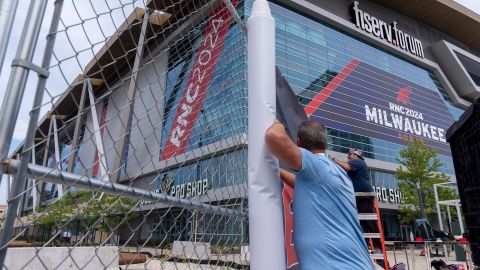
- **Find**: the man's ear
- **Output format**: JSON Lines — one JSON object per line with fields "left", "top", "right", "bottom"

{"left": 296, "top": 137, "right": 301, "bottom": 147}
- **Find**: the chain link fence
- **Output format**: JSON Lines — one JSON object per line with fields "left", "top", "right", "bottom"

{"left": 0, "top": 0, "right": 249, "bottom": 269}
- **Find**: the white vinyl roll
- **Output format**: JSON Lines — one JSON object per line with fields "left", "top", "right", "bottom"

{"left": 247, "top": 1, "right": 286, "bottom": 269}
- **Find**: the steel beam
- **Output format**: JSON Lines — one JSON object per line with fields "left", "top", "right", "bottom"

{"left": 0, "top": 0, "right": 19, "bottom": 74}
{"left": 221, "top": 0, "right": 246, "bottom": 36}
{"left": 51, "top": 115, "right": 64, "bottom": 197}
{"left": 66, "top": 80, "right": 87, "bottom": 174}
{"left": 19, "top": 147, "right": 37, "bottom": 215}
{"left": 31, "top": 147, "right": 38, "bottom": 213}
{"left": 87, "top": 80, "right": 109, "bottom": 181}
{"left": 33, "top": 119, "right": 54, "bottom": 210}
{"left": 111, "top": 10, "right": 150, "bottom": 182}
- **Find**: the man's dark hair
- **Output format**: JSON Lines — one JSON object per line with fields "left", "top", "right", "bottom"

{"left": 297, "top": 120, "right": 327, "bottom": 150}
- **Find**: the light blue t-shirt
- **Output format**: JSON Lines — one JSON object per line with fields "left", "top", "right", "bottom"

{"left": 292, "top": 148, "right": 374, "bottom": 270}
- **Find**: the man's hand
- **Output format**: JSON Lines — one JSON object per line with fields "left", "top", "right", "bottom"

{"left": 329, "top": 154, "right": 351, "bottom": 171}
{"left": 265, "top": 121, "right": 302, "bottom": 171}
{"left": 280, "top": 168, "right": 295, "bottom": 188}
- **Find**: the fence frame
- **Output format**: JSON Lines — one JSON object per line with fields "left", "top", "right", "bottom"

{"left": 0, "top": 0, "right": 59, "bottom": 266}
{"left": 0, "top": 0, "right": 20, "bottom": 75}
{"left": 0, "top": 0, "right": 258, "bottom": 268}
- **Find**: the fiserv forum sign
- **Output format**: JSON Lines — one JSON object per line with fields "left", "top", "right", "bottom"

{"left": 351, "top": 1, "right": 424, "bottom": 58}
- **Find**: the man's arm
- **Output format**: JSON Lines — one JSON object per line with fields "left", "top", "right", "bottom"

{"left": 328, "top": 155, "right": 351, "bottom": 171}
{"left": 280, "top": 168, "right": 295, "bottom": 188}
{"left": 265, "top": 121, "right": 301, "bottom": 171}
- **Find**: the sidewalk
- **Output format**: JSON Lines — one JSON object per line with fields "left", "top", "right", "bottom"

{"left": 386, "top": 249, "right": 470, "bottom": 270}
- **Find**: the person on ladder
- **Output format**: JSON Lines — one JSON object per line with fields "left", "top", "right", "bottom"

{"left": 330, "top": 149, "right": 389, "bottom": 268}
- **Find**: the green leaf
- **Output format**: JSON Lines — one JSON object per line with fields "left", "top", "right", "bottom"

{"left": 395, "top": 138, "right": 457, "bottom": 224}
{"left": 33, "top": 191, "right": 138, "bottom": 232}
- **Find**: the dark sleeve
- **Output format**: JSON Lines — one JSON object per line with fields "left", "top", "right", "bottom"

{"left": 348, "top": 159, "right": 364, "bottom": 173}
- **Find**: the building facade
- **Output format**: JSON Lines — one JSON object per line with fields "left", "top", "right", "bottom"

{"left": 260, "top": 0, "right": 479, "bottom": 240}
{"left": 17, "top": 0, "right": 480, "bottom": 245}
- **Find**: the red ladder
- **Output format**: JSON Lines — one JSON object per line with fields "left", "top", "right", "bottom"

{"left": 356, "top": 192, "right": 389, "bottom": 269}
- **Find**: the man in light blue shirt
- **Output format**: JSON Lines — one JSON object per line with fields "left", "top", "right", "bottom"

{"left": 266, "top": 120, "right": 374, "bottom": 270}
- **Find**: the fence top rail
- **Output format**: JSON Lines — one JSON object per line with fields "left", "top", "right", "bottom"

{"left": 4, "top": 158, "right": 248, "bottom": 218}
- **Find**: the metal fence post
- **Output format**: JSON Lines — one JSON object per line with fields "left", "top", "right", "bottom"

{"left": 0, "top": 0, "right": 47, "bottom": 171}
{"left": 0, "top": 0, "right": 64, "bottom": 265}
{"left": 0, "top": 0, "right": 19, "bottom": 74}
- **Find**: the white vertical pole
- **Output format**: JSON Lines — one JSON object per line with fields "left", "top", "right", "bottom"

{"left": 447, "top": 205, "right": 452, "bottom": 233}
{"left": 87, "top": 80, "right": 109, "bottom": 181}
{"left": 247, "top": 1, "right": 285, "bottom": 269}
{"left": 434, "top": 185, "right": 448, "bottom": 262}
{"left": 455, "top": 202, "right": 464, "bottom": 234}
{"left": 6, "top": 175, "right": 10, "bottom": 201}
{"left": 31, "top": 147, "right": 37, "bottom": 213}
{"left": 51, "top": 115, "right": 64, "bottom": 197}
{"left": 434, "top": 184, "right": 443, "bottom": 231}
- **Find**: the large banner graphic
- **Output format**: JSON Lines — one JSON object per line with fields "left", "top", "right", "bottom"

{"left": 306, "top": 59, "right": 455, "bottom": 156}
{"left": 276, "top": 60, "right": 455, "bottom": 269}
{"left": 161, "top": 0, "right": 239, "bottom": 161}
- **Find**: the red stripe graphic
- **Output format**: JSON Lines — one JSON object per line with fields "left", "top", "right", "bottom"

{"left": 283, "top": 185, "right": 298, "bottom": 269}
{"left": 160, "top": 0, "right": 238, "bottom": 161}
{"left": 304, "top": 59, "right": 360, "bottom": 117}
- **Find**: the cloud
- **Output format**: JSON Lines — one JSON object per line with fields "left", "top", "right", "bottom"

{"left": 455, "top": 0, "right": 480, "bottom": 14}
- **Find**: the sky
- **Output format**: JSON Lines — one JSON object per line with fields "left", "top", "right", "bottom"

{"left": 0, "top": 0, "right": 143, "bottom": 205}
{"left": 0, "top": 0, "right": 479, "bottom": 205}
{"left": 457, "top": 0, "right": 480, "bottom": 14}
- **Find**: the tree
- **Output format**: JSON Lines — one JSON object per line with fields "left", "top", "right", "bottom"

{"left": 33, "top": 191, "right": 137, "bottom": 232}
{"left": 396, "top": 138, "right": 456, "bottom": 224}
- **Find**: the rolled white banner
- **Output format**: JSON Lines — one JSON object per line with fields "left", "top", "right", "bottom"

{"left": 247, "top": 1, "right": 286, "bottom": 269}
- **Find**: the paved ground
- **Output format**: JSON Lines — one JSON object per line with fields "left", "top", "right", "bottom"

{"left": 120, "top": 247, "right": 476, "bottom": 270}
{"left": 120, "top": 261, "right": 238, "bottom": 270}
{"left": 386, "top": 248, "right": 472, "bottom": 270}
